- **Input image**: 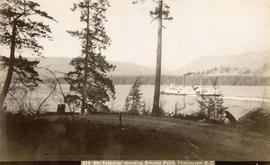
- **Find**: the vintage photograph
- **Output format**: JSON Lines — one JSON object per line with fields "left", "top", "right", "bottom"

{"left": 0, "top": 0, "right": 269, "bottom": 162}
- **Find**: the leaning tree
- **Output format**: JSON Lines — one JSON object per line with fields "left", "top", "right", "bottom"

{"left": 133, "top": 0, "right": 172, "bottom": 116}
{"left": 65, "top": 0, "right": 115, "bottom": 114}
{"left": 0, "top": 0, "right": 55, "bottom": 110}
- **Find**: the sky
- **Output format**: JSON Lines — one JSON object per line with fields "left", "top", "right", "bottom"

{"left": 1, "top": 0, "right": 270, "bottom": 70}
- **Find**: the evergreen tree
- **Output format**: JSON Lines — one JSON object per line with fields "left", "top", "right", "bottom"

{"left": 0, "top": 0, "right": 55, "bottom": 110}
{"left": 133, "top": 0, "right": 172, "bottom": 116}
{"left": 124, "top": 77, "right": 144, "bottom": 115}
{"left": 65, "top": 0, "right": 115, "bottom": 114}
{"left": 0, "top": 55, "right": 41, "bottom": 90}
{"left": 196, "top": 78, "right": 228, "bottom": 123}
{"left": 214, "top": 96, "right": 228, "bottom": 120}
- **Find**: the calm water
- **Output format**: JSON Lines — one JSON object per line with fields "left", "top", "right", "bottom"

{"left": 7, "top": 85, "right": 270, "bottom": 119}
{"left": 111, "top": 85, "right": 270, "bottom": 119}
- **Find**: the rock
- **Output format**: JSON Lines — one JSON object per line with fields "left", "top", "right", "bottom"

{"left": 225, "top": 111, "right": 237, "bottom": 124}
{"left": 224, "top": 118, "right": 230, "bottom": 124}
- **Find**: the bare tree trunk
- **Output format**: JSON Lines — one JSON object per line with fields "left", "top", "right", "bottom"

{"left": 0, "top": 22, "right": 17, "bottom": 110}
{"left": 152, "top": 0, "right": 163, "bottom": 116}
{"left": 81, "top": 2, "right": 90, "bottom": 114}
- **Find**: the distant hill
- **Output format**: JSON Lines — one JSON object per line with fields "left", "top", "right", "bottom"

{"left": 110, "top": 61, "right": 154, "bottom": 76}
{"left": 112, "top": 63, "right": 174, "bottom": 76}
{"left": 1, "top": 52, "right": 269, "bottom": 80}
{"left": 175, "top": 52, "right": 270, "bottom": 76}
{"left": 35, "top": 57, "right": 73, "bottom": 77}
{"left": 35, "top": 57, "right": 158, "bottom": 77}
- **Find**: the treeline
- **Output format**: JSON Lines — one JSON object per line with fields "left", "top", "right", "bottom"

{"left": 199, "top": 64, "right": 270, "bottom": 76}
{"left": 47, "top": 75, "right": 270, "bottom": 86}
{"left": 109, "top": 75, "right": 270, "bottom": 86}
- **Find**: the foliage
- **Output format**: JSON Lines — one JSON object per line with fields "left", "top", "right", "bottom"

{"left": 173, "top": 112, "right": 207, "bottom": 121}
{"left": 5, "top": 78, "right": 56, "bottom": 114}
{"left": 124, "top": 77, "right": 144, "bottom": 115}
{"left": 65, "top": 0, "right": 115, "bottom": 113}
{"left": 149, "top": 1, "right": 172, "bottom": 21}
{"left": 196, "top": 78, "right": 228, "bottom": 123}
{"left": 132, "top": 0, "right": 172, "bottom": 21}
{"left": 2, "top": 66, "right": 59, "bottom": 116}
{"left": 1, "top": 65, "right": 62, "bottom": 116}
{"left": 196, "top": 95, "right": 227, "bottom": 123}
{"left": 238, "top": 108, "right": 270, "bottom": 135}
{"left": 0, "top": 0, "right": 55, "bottom": 108}
{"left": 0, "top": 55, "right": 42, "bottom": 90}
{"left": 141, "top": 100, "right": 151, "bottom": 115}
{"left": 0, "top": 0, "right": 55, "bottom": 55}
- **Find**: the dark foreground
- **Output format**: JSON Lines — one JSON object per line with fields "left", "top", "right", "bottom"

{"left": 0, "top": 114, "right": 269, "bottom": 161}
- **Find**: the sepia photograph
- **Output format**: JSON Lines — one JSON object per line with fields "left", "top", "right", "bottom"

{"left": 0, "top": 0, "right": 270, "bottom": 162}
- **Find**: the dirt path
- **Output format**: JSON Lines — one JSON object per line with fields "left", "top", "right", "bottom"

{"left": 67, "top": 114, "right": 270, "bottom": 160}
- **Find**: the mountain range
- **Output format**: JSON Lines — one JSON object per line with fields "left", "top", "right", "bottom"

{"left": 31, "top": 51, "right": 270, "bottom": 77}
{"left": 175, "top": 52, "right": 270, "bottom": 75}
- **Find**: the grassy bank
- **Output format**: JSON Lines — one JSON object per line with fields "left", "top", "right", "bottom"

{"left": 0, "top": 113, "right": 204, "bottom": 160}
{"left": 1, "top": 112, "right": 270, "bottom": 161}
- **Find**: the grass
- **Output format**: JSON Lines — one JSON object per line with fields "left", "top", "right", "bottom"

{"left": 238, "top": 107, "right": 270, "bottom": 135}
{"left": 1, "top": 106, "right": 270, "bottom": 161}
{"left": 1, "top": 112, "right": 233, "bottom": 160}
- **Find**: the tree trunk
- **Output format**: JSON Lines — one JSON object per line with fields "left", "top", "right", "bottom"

{"left": 152, "top": 0, "right": 163, "bottom": 116}
{"left": 0, "top": 22, "right": 16, "bottom": 137}
{"left": 0, "top": 22, "right": 17, "bottom": 110}
{"left": 81, "top": 2, "right": 90, "bottom": 114}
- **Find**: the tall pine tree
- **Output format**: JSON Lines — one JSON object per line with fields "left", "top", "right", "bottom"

{"left": 133, "top": 0, "right": 172, "bottom": 116}
{"left": 65, "top": 0, "right": 115, "bottom": 114}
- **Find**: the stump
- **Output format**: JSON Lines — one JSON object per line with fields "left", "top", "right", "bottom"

{"left": 57, "top": 104, "right": 65, "bottom": 113}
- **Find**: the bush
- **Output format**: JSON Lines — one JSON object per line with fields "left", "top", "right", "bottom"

{"left": 196, "top": 94, "right": 227, "bottom": 124}
{"left": 173, "top": 111, "right": 222, "bottom": 124}
{"left": 238, "top": 108, "right": 270, "bottom": 135}
{"left": 141, "top": 101, "right": 151, "bottom": 115}
{"left": 195, "top": 77, "right": 227, "bottom": 124}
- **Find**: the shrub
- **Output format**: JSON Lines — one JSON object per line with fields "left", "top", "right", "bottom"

{"left": 173, "top": 111, "right": 215, "bottom": 123}
{"left": 195, "top": 77, "right": 228, "bottom": 124}
{"left": 141, "top": 101, "right": 151, "bottom": 115}
{"left": 238, "top": 108, "right": 270, "bottom": 135}
{"left": 196, "top": 94, "right": 227, "bottom": 123}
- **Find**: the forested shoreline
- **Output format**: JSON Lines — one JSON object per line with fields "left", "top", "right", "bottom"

{"left": 50, "top": 75, "right": 270, "bottom": 86}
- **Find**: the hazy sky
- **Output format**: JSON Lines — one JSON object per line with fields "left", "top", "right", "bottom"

{"left": 1, "top": 0, "right": 270, "bottom": 70}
